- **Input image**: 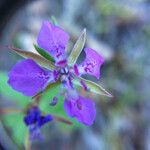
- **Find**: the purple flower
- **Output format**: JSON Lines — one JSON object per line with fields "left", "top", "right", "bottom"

{"left": 8, "top": 20, "right": 111, "bottom": 126}
{"left": 24, "top": 106, "right": 53, "bottom": 140}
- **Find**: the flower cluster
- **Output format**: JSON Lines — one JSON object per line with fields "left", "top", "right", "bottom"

{"left": 8, "top": 20, "right": 112, "bottom": 139}
{"left": 24, "top": 106, "right": 53, "bottom": 140}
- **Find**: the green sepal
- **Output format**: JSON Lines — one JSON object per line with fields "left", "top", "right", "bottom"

{"left": 73, "top": 76, "right": 113, "bottom": 98}
{"left": 68, "top": 29, "right": 86, "bottom": 66}
{"left": 50, "top": 16, "right": 59, "bottom": 26}
{"left": 7, "top": 46, "right": 56, "bottom": 70}
{"left": 33, "top": 44, "right": 55, "bottom": 63}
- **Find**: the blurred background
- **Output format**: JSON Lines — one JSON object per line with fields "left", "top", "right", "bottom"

{"left": 0, "top": 0, "right": 150, "bottom": 150}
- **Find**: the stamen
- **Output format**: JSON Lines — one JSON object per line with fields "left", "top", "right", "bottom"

{"left": 57, "top": 59, "right": 67, "bottom": 66}
{"left": 80, "top": 80, "right": 88, "bottom": 91}
{"left": 73, "top": 65, "right": 79, "bottom": 76}
{"left": 50, "top": 96, "right": 58, "bottom": 106}
{"left": 60, "top": 67, "right": 69, "bottom": 75}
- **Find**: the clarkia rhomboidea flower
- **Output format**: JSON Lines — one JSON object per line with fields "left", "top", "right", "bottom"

{"left": 8, "top": 20, "right": 112, "bottom": 128}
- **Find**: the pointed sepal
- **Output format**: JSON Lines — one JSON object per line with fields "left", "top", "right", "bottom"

{"left": 33, "top": 44, "right": 55, "bottom": 62}
{"left": 68, "top": 29, "right": 86, "bottom": 66}
{"left": 50, "top": 16, "right": 59, "bottom": 26}
{"left": 7, "top": 46, "right": 57, "bottom": 70}
{"left": 73, "top": 76, "right": 113, "bottom": 97}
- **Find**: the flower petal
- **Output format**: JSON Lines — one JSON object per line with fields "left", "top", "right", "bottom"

{"left": 8, "top": 59, "right": 53, "bottom": 96}
{"left": 37, "top": 21, "right": 69, "bottom": 66}
{"left": 78, "top": 48, "right": 104, "bottom": 79}
{"left": 64, "top": 96, "right": 96, "bottom": 126}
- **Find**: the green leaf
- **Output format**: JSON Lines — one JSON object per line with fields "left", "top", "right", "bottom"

{"left": 0, "top": 72, "right": 28, "bottom": 147}
{"left": 73, "top": 76, "right": 113, "bottom": 98}
{"left": 2, "top": 114, "right": 27, "bottom": 146}
{"left": 68, "top": 29, "right": 86, "bottom": 66}
{"left": 50, "top": 16, "right": 59, "bottom": 26}
{"left": 33, "top": 44, "right": 55, "bottom": 63}
{"left": 7, "top": 46, "right": 57, "bottom": 70}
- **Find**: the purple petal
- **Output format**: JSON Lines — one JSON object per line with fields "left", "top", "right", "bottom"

{"left": 8, "top": 59, "right": 53, "bottom": 96}
{"left": 77, "top": 48, "right": 104, "bottom": 79}
{"left": 37, "top": 21, "right": 69, "bottom": 66}
{"left": 64, "top": 96, "right": 96, "bottom": 126}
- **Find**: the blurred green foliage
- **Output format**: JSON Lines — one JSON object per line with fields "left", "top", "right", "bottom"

{"left": 0, "top": 72, "right": 82, "bottom": 147}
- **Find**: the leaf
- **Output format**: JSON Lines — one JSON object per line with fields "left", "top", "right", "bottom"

{"left": 50, "top": 16, "right": 59, "bottom": 26}
{"left": 1, "top": 113, "right": 27, "bottom": 146}
{"left": 68, "top": 29, "right": 86, "bottom": 66}
{"left": 0, "top": 72, "right": 28, "bottom": 147}
{"left": 73, "top": 76, "right": 113, "bottom": 97}
{"left": 0, "top": 72, "right": 30, "bottom": 149}
{"left": 7, "top": 46, "right": 57, "bottom": 70}
{"left": 33, "top": 44, "right": 55, "bottom": 62}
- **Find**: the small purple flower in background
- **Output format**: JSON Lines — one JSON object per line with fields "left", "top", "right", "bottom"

{"left": 8, "top": 20, "right": 112, "bottom": 128}
{"left": 24, "top": 106, "right": 53, "bottom": 140}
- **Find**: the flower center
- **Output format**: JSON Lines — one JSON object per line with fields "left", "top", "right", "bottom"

{"left": 60, "top": 67, "right": 69, "bottom": 75}
{"left": 59, "top": 67, "right": 74, "bottom": 89}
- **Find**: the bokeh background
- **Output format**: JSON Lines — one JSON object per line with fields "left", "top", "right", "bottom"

{"left": 0, "top": 0, "right": 150, "bottom": 150}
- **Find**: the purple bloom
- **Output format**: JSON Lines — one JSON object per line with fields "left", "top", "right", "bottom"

{"left": 8, "top": 20, "right": 107, "bottom": 126}
{"left": 64, "top": 96, "right": 96, "bottom": 125}
{"left": 24, "top": 106, "right": 53, "bottom": 140}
